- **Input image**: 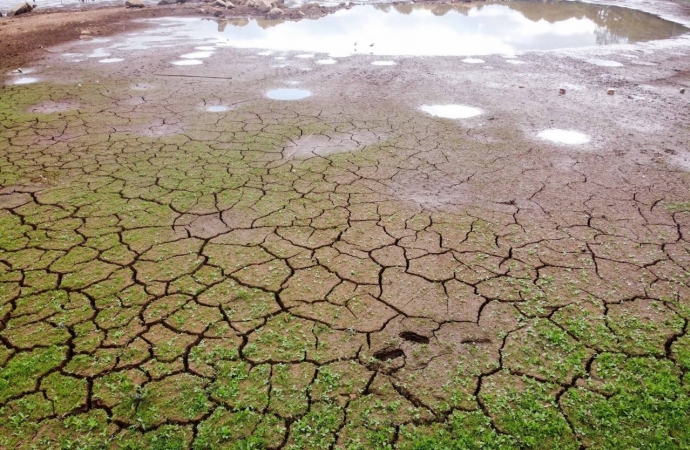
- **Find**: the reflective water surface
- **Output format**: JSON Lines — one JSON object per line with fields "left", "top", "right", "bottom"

{"left": 266, "top": 88, "right": 312, "bottom": 100}
{"left": 538, "top": 129, "right": 591, "bottom": 145}
{"left": 117, "top": 2, "right": 689, "bottom": 58}
{"left": 421, "top": 104, "right": 483, "bottom": 119}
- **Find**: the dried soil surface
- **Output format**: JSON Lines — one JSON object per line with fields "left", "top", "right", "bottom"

{"left": 1, "top": 1, "right": 690, "bottom": 449}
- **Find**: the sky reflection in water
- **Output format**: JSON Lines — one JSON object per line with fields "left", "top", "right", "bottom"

{"left": 124, "top": 2, "right": 689, "bottom": 57}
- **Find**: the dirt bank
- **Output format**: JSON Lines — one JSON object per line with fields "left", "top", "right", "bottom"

{"left": 0, "top": 0, "right": 342, "bottom": 73}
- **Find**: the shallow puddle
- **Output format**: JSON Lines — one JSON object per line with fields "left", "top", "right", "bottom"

{"left": 12, "top": 77, "right": 39, "bottom": 85}
{"left": 420, "top": 104, "right": 482, "bottom": 119}
{"left": 538, "top": 129, "right": 590, "bottom": 145}
{"left": 132, "top": 2, "right": 688, "bottom": 57}
{"left": 181, "top": 51, "right": 213, "bottom": 59}
{"left": 206, "top": 105, "right": 229, "bottom": 112}
{"left": 171, "top": 59, "right": 204, "bottom": 66}
{"left": 586, "top": 58, "right": 624, "bottom": 67}
{"left": 266, "top": 88, "right": 312, "bottom": 100}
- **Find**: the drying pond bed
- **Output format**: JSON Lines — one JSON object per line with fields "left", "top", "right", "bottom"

{"left": 1, "top": 0, "right": 690, "bottom": 448}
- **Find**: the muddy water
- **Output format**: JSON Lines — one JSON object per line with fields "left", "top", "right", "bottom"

{"left": 114, "top": 2, "right": 690, "bottom": 58}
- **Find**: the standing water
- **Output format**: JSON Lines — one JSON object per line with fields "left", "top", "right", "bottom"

{"left": 113, "top": 2, "right": 689, "bottom": 58}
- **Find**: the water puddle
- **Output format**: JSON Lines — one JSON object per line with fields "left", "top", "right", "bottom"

{"left": 266, "top": 88, "right": 312, "bottom": 100}
{"left": 87, "top": 48, "right": 111, "bottom": 58}
{"left": 462, "top": 58, "right": 485, "bottom": 64}
{"left": 586, "top": 59, "right": 624, "bottom": 67}
{"left": 172, "top": 60, "right": 204, "bottom": 66}
{"left": 99, "top": 58, "right": 124, "bottom": 63}
{"left": 206, "top": 105, "right": 229, "bottom": 112}
{"left": 316, "top": 59, "right": 337, "bottom": 65}
{"left": 372, "top": 61, "right": 396, "bottom": 66}
{"left": 538, "top": 129, "right": 590, "bottom": 145}
{"left": 132, "top": 3, "right": 687, "bottom": 58}
{"left": 181, "top": 51, "right": 213, "bottom": 59}
{"left": 420, "top": 104, "right": 482, "bottom": 119}
{"left": 13, "top": 77, "right": 39, "bottom": 85}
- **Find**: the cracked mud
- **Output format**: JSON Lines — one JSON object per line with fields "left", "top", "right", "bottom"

{"left": 2, "top": 1, "right": 690, "bottom": 448}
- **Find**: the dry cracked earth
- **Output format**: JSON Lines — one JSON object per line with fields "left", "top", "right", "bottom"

{"left": 2, "top": 5, "right": 690, "bottom": 449}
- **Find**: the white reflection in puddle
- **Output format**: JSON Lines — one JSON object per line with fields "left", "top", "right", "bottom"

{"left": 538, "top": 129, "right": 590, "bottom": 145}
{"left": 88, "top": 48, "right": 111, "bottom": 58}
{"left": 586, "top": 59, "right": 623, "bottom": 67}
{"left": 462, "top": 58, "right": 485, "bottom": 64}
{"left": 372, "top": 60, "right": 396, "bottom": 66}
{"left": 316, "top": 59, "right": 337, "bottom": 65}
{"left": 181, "top": 51, "right": 213, "bottom": 59}
{"left": 99, "top": 58, "right": 125, "bottom": 63}
{"left": 267, "top": 88, "right": 312, "bottom": 100}
{"left": 196, "top": 46, "right": 216, "bottom": 50}
{"left": 125, "top": 3, "right": 687, "bottom": 58}
{"left": 420, "top": 104, "right": 482, "bottom": 119}
{"left": 506, "top": 59, "right": 526, "bottom": 65}
{"left": 257, "top": 51, "right": 273, "bottom": 55}
{"left": 296, "top": 54, "right": 315, "bottom": 58}
{"left": 172, "top": 59, "right": 204, "bottom": 65}
{"left": 13, "top": 77, "right": 39, "bottom": 85}
{"left": 206, "top": 105, "right": 229, "bottom": 112}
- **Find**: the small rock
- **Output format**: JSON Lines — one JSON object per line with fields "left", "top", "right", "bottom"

{"left": 559, "top": 88, "right": 566, "bottom": 95}
{"left": 296, "top": 10, "right": 305, "bottom": 16}
{"left": 8, "top": 1, "right": 33, "bottom": 16}
{"left": 225, "top": 1, "right": 234, "bottom": 7}
{"left": 681, "top": 88, "right": 686, "bottom": 94}
{"left": 213, "top": 9, "right": 223, "bottom": 16}
{"left": 197, "top": 7, "right": 206, "bottom": 12}
{"left": 125, "top": 0, "right": 145, "bottom": 7}
{"left": 519, "top": 85, "right": 525, "bottom": 89}
{"left": 214, "top": 0, "right": 226, "bottom": 6}
{"left": 266, "top": 6, "right": 283, "bottom": 18}
{"left": 158, "top": 0, "right": 174, "bottom": 4}
{"left": 250, "top": 0, "right": 274, "bottom": 13}
{"left": 607, "top": 89, "right": 615, "bottom": 95}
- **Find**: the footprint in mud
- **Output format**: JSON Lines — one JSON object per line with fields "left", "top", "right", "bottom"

{"left": 373, "top": 348, "right": 405, "bottom": 361}
{"left": 399, "top": 331, "right": 430, "bottom": 344}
